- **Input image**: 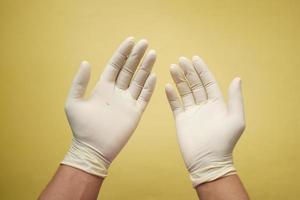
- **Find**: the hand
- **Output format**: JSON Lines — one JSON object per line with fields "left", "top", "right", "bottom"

{"left": 62, "top": 37, "right": 157, "bottom": 177}
{"left": 165, "top": 56, "right": 245, "bottom": 187}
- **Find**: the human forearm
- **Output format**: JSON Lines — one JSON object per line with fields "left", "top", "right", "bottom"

{"left": 38, "top": 165, "right": 103, "bottom": 200}
{"left": 196, "top": 175, "right": 249, "bottom": 200}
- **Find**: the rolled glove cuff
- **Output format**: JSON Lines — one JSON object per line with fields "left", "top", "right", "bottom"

{"left": 190, "top": 161, "right": 236, "bottom": 188}
{"left": 61, "top": 138, "right": 110, "bottom": 178}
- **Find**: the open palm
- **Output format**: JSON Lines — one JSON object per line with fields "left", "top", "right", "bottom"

{"left": 165, "top": 56, "right": 245, "bottom": 185}
{"left": 65, "top": 38, "right": 157, "bottom": 161}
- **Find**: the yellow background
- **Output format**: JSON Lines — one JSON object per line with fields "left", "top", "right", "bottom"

{"left": 0, "top": 0, "right": 299, "bottom": 199}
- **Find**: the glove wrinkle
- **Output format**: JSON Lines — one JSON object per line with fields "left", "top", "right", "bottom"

{"left": 61, "top": 138, "right": 110, "bottom": 178}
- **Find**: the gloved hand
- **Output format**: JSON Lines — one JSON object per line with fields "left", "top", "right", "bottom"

{"left": 165, "top": 56, "right": 245, "bottom": 187}
{"left": 61, "top": 37, "right": 157, "bottom": 177}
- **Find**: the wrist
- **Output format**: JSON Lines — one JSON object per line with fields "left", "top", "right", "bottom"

{"left": 188, "top": 155, "right": 236, "bottom": 188}
{"left": 61, "top": 138, "right": 111, "bottom": 178}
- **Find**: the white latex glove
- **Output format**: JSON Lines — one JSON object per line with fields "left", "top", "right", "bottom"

{"left": 61, "top": 37, "right": 157, "bottom": 177}
{"left": 165, "top": 56, "right": 245, "bottom": 187}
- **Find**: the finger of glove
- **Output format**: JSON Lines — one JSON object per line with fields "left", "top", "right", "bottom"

{"left": 101, "top": 37, "right": 134, "bottom": 82}
{"left": 116, "top": 39, "right": 148, "bottom": 90}
{"left": 170, "top": 64, "right": 195, "bottom": 108}
{"left": 129, "top": 49, "right": 156, "bottom": 99}
{"left": 228, "top": 77, "right": 245, "bottom": 121}
{"left": 137, "top": 73, "right": 156, "bottom": 112}
{"left": 192, "top": 56, "right": 223, "bottom": 100}
{"left": 179, "top": 57, "right": 207, "bottom": 104}
{"left": 165, "top": 83, "right": 183, "bottom": 116}
{"left": 68, "top": 61, "right": 91, "bottom": 99}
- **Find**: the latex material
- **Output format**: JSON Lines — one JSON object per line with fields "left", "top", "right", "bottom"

{"left": 61, "top": 138, "right": 110, "bottom": 177}
{"left": 165, "top": 56, "right": 245, "bottom": 187}
{"left": 62, "top": 37, "right": 157, "bottom": 177}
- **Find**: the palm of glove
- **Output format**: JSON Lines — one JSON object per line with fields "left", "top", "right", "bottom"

{"left": 65, "top": 80, "right": 142, "bottom": 161}
{"left": 175, "top": 99, "right": 244, "bottom": 171}
{"left": 165, "top": 56, "right": 245, "bottom": 174}
{"left": 65, "top": 38, "right": 156, "bottom": 162}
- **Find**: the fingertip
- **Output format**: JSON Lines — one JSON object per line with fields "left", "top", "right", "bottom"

{"left": 169, "top": 65, "right": 176, "bottom": 75}
{"left": 229, "top": 77, "right": 243, "bottom": 95}
{"left": 147, "top": 50, "right": 157, "bottom": 62}
{"left": 179, "top": 56, "right": 187, "bottom": 62}
{"left": 81, "top": 60, "right": 90, "bottom": 67}
{"left": 165, "top": 83, "right": 173, "bottom": 92}
{"left": 79, "top": 61, "right": 91, "bottom": 74}
{"left": 232, "top": 77, "right": 242, "bottom": 86}
{"left": 139, "top": 38, "right": 148, "bottom": 46}
{"left": 178, "top": 57, "right": 185, "bottom": 67}
{"left": 123, "top": 36, "right": 135, "bottom": 47}
{"left": 192, "top": 55, "right": 201, "bottom": 61}
{"left": 148, "top": 49, "right": 156, "bottom": 56}
{"left": 69, "top": 60, "right": 91, "bottom": 99}
{"left": 170, "top": 64, "right": 177, "bottom": 71}
{"left": 165, "top": 83, "right": 172, "bottom": 87}
{"left": 165, "top": 82, "right": 171, "bottom": 88}
{"left": 126, "top": 36, "right": 135, "bottom": 42}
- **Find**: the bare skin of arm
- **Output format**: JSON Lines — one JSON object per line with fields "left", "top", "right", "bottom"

{"left": 196, "top": 175, "right": 249, "bottom": 200}
{"left": 38, "top": 165, "right": 104, "bottom": 200}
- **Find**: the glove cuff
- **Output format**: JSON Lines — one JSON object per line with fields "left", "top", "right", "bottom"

{"left": 61, "top": 138, "right": 110, "bottom": 178}
{"left": 189, "top": 160, "right": 236, "bottom": 188}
